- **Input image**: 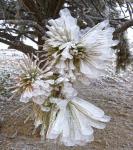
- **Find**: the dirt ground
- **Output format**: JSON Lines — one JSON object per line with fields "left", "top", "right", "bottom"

{"left": 0, "top": 77, "right": 133, "bottom": 150}
{"left": 0, "top": 50, "right": 133, "bottom": 150}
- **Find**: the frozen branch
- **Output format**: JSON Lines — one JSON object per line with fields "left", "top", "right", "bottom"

{"left": 114, "top": 19, "right": 133, "bottom": 34}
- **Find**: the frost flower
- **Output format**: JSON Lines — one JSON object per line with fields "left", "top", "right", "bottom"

{"left": 45, "top": 8, "right": 119, "bottom": 79}
{"left": 20, "top": 79, "right": 53, "bottom": 105}
{"left": 46, "top": 82, "right": 110, "bottom": 146}
{"left": 47, "top": 96, "right": 110, "bottom": 146}
{"left": 11, "top": 8, "right": 114, "bottom": 147}
{"left": 15, "top": 56, "right": 54, "bottom": 105}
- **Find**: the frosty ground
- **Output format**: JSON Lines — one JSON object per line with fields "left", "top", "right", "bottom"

{"left": 0, "top": 49, "right": 133, "bottom": 150}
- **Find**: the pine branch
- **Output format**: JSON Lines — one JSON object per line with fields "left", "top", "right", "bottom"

{"left": 20, "top": 0, "right": 44, "bottom": 22}
{"left": 5, "top": 20, "right": 45, "bottom": 35}
{"left": 0, "top": 32, "right": 17, "bottom": 41}
{"left": 114, "top": 20, "right": 133, "bottom": 34}
{"left": 0, "top": 37, "right": 36, "bottom": 54}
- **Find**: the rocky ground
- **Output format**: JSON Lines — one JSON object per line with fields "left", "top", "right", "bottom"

{"left": 0, "top": 49, "right": 133, "bottom": 150}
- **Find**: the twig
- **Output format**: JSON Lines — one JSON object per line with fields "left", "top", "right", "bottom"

{"left": 11, "top": 103, "right": 32, "bottom": 116}
{"left": 89, "top": 0, "right": 104, "bottom": 17}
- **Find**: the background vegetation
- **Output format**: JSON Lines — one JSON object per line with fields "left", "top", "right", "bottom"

{"left": 0, "top": 0, "right": 133, "bottom": 70}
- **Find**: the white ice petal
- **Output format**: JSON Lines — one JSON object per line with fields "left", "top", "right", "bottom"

{"left": 46, "top": 109, "right": 65, "bottom": 139}
{"left": 32, "top": 97, "right": 45, "bottom": 105}
{"left": 72, "top": 97, "right": 105, "bottom": 119}
{"left": 41, "top": 105, "right": 51, "bottom": 112}
{"left": 80, "top": 59, "right": 107, "bottom": 78}
{"left": 61, "top": 46, "right": 73, "bottom": 59}
{"left": 71, "top": 104, "right": 94, "bottom": 136}
{"left": 62, "top": 82, "right": 78, "bottom": 98}
{"left": 50, "top": 97, "right": 68, "bottom": 110}
{"left": 20, "top": 90, "right": 32, "bottom": 103}
{"left": 78, "top": 20, "right": 119, "bottom": 79}
{"left": 34, "top": 118, "right": 43, "bottom": 128}
{"left": 46, "top": 80, "right": 54, "bottom": 85}
{"left": 55, "top": 60, "right": 66, "bottom": 69}
{"left": 69, "top": 60, "right": 75, "bottom": 70}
